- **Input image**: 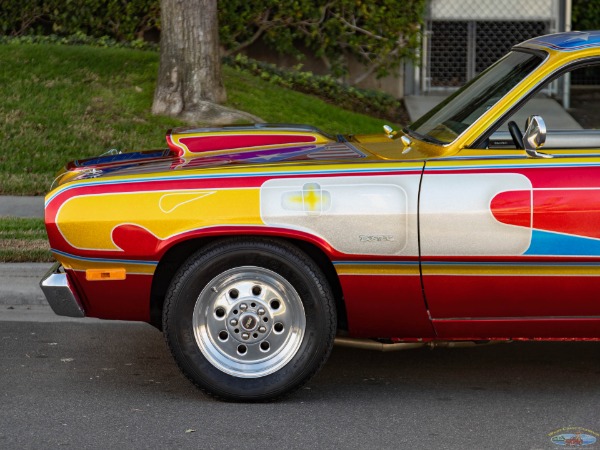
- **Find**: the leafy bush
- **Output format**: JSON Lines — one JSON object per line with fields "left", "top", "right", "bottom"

{"left": 0, "top": 0, "right": 160, "bottom": 42}
{"left": 1, "top": 0, "right": 425, "bottom": 87}
{"left": 219, "top": 0, "right": 426, "bottom": 83}
{"left": 572, "top": 0, "right": 600, "bottom": 30}
{"left": 0, "top": 32, "right": 157, "bottom": 51}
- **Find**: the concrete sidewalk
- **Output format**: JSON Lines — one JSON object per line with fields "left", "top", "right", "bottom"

{"left": 0, "top": 196, "right": 44, "bottom": 219}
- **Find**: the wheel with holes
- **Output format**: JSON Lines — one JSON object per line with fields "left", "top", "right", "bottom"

{"left": 162, "top": 238, "right": 336, "bottom": 401}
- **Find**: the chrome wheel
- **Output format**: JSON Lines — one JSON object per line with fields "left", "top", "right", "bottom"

{"left": 192, "top": 266, "right": 306, "bottom": 378}
{"left": 163, "top": 238, "right": 336, "bottom": 401}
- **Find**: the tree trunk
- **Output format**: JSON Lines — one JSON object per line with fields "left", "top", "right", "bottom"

{"left": 152, "top": 0, "right": 261, "bottom": 124}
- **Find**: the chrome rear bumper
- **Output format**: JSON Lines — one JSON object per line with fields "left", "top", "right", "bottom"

{"left": 40, "top": 263, "right": 85, "bottom": 318}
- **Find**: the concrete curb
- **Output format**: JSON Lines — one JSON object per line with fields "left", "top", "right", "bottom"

{"left": 0, "top": 195, "right": 49, "bottom": 305}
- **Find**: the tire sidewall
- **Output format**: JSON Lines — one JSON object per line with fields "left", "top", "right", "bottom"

{"left": 164, "top": 239, "right": 335, "bottom": 400}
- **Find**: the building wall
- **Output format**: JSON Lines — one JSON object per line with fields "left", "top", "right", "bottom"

{"left": 245, "top": 41, "right": 405, "bottom": 99}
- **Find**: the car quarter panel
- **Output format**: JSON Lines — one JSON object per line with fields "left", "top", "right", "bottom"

{"left": 45, "top": 162, "right": 434, "bottom": 337}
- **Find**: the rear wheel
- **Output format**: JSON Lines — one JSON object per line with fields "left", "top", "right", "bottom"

{"left": 163, "top": 238, "right": 336, "bottom": 401}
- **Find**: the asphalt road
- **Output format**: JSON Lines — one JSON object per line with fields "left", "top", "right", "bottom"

{"left": 1, "top": 308, "right": 599, "bottom": 450}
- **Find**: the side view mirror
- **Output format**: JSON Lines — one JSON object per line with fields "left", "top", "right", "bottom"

{"left": 523, "top": 115, "right": 552, "bottom": 159}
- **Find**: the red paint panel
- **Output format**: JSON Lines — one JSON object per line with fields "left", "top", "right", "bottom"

{"left": 112, "top": 224, "right": 161, "bottom": 256}
{"left": 519, "top": 166, "right": 600, "bottom": 189}
{"left": 490, "top": 190, "right": 531, "bottom": 228}
{"left": 70, "top": 271, "right": 152, "bottom": 321}
{"left": 533, "top": 189, "right": 600, "bottom": 239}
{"left": 340, "top": 274, "right": 434, "bottom": 338}
{"left": 491, "top": 188, "right": 600, "bottom": 239}
{"left": 427, "top": 166, "right": 600, "bottom": 189}
{"left": 425, "top": 275, "right": 600, "bottom": 319}
{"left": 432, "top": 166, "right": 600, "bottom": 189}
{"left": 166, "top": 133, "right": 183, "bottom": 156}
{"left": 180, "top": 135, "right": 316, "bottom": 153}
{"left": 434, "top": 318, "right": 600, "bottom": 339}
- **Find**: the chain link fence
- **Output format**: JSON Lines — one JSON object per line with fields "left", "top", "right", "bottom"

{"left": 571, "top": 66, "right": 600, "bottom": 86}
{"left": 422, "top": 0, "right": 565, "bottom": 91}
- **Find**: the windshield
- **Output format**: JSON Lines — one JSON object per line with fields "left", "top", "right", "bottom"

{"left": 407, "top": 50, "right": 545, "bottom": 145}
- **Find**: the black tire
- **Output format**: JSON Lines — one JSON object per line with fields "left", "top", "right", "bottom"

{"left": 162, "top": 237, "right": 337, "bottom": 401}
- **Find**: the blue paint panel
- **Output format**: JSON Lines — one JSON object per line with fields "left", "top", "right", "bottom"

{"left": 522, "top": 31, "right": 600, "bottom": 51}
{"left": 525, "top": 229, "right": 600, "bottom": 256}
{"left": 72, "top": 150, "right": 170, "bottom": 167}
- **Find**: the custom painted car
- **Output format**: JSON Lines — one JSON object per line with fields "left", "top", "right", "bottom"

{"left": 41, "top": 31, "right": 600, "bottom": 401}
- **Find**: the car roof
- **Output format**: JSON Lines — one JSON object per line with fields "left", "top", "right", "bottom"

{"left": 519, "top": 30, "right": 600, "bottom": 52}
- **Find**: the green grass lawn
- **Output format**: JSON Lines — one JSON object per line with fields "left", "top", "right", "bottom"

{"left": 0, "top": 43, "right": 395, "bottom": 196}
{"left": 0, "top": 218, "right": 51, "bottom": 262}
{"left": 0, "top": 43, "right": 398, "bottom": 262}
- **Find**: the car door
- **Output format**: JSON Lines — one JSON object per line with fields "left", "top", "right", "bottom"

{"left": 259, "top": 163, "right": 436, "bottom": 339}
{"left": 420, "top": 144, "right": 600, "bottom": 339}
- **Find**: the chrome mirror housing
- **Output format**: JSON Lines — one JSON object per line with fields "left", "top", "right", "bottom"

{"left": 523, "top": 115, "right": 552, "bottom": 159}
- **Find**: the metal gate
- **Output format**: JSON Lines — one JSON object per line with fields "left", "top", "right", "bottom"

{"left": 421, "top": 0, "right": 567, "bottom": 92}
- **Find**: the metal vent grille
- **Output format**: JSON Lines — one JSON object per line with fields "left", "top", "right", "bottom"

{"left": 308, "top": 143, "right": 365, "bottom": 160}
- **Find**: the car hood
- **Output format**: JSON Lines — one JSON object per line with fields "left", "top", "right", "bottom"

{"left": 52, "top": 124, "right": 373, "bottom": 188}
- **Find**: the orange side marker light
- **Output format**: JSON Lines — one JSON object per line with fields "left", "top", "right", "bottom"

{"left": 86, "top": 268, "right": 127, "bottom": 281}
